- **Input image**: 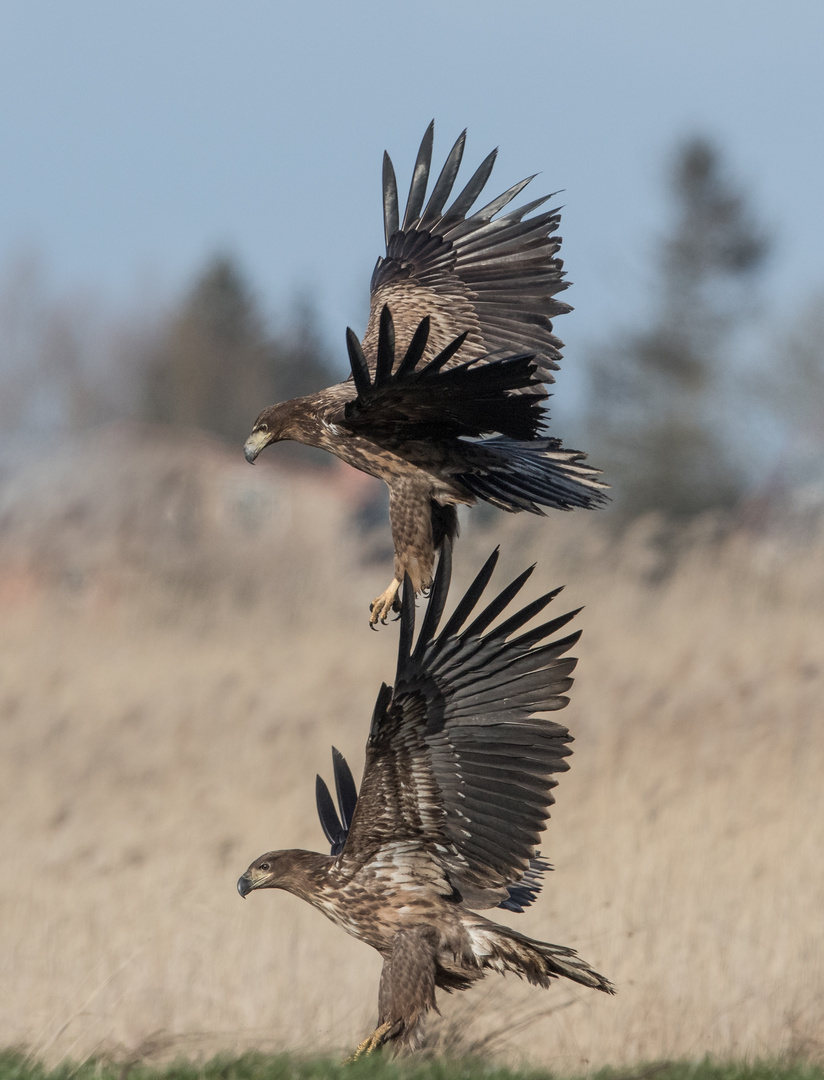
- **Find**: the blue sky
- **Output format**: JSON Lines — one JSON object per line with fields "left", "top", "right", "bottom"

{"left": 1, "top": 0, "right": 822, "bottom": 376}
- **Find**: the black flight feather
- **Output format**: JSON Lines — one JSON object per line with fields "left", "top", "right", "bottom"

{"left": 316, "top": 749, "right": 359, "bottom": 856}
{"left": 439, "top": 148, "right": 498, "bottom": 231}
{"left": 460, "top": 565, "right": 539, "bottom": 640}
{"left": 418, "top": 332, "right": 471, "bottom": 376}
{"left": 410, "top": 533, "right": 453, "bottom": 659}
{"left": 394, "top": 315, "right": 431, "bottom": 380}
{"left": 467, "top": 176, "right": 536, "bottom": 226}
{"left": 382, "top": 151, "right": 399, "bottom": 246}
{"left": 498, "top": 856, "right": 551, "bottom": 912}
{"left": 418, "top": 129, "right": 466, "bottom": 231}
{"left": 316, "top": 774, "right": 345, "bottom": 853}
{"left": 431, "top": 547, "right": 501, "bottom": 648}
{"left": 345, "top": 327, "right": 372, "bottom": 401}
{"left": 332, "top": 747, "right": 358, "bottom": 833}
{"left": 374, "top": 305, "right": 395, "bottom": 386}
{"left": 401, "top": 121, "right": 434, "bottom": 230}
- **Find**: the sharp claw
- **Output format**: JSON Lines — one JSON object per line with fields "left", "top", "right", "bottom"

{"left": 345, "top": 1021, "right": 394, "bottom": 1063}
{"left": 369, "top": 581, "right": 402, "bottom": 628}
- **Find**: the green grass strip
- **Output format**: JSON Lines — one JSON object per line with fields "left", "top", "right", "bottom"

{"left": 1, "top": 1051, "right": 823, "bottom": 1080}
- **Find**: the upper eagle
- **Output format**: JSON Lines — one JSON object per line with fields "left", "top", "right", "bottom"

{"left": 237, "top": 540, "right": 614, "bottom": 1057}
{"left": 244, "top": 123, "right": 608, "bottom": 623}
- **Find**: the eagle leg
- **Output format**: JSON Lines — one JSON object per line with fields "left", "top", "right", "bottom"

{"left": 346, "top": 1020, "right": 395, "bottom": 1062}
{"left": 369, "top": 578, "right": 402, "bottom": 627}
{"left": 370, "top": 479, "right": 447, "bottom": 627}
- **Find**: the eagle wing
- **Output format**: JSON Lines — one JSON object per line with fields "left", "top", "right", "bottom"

{"left": 341, "top": 539, "right": 579, "bottom": 909}
{"left": 340, "top": 306, "right": 547, "bottom": 444}
{"left": 316, "top": 747, "right": 358, "bottom": 857}
{"left": 361, "top": 122, "right": 571, "bottom": 391}
{"left": 317, "top": 743, "right": 553, "bottom": 912}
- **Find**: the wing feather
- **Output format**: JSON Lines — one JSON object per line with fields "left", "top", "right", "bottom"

{"left": 382, "top": 152, "right": 399, "bottom": 247}
{"left": 401, "top": 121, "right": 434, "bottom": 230}
{"left": 418, "top": 129, "right": 466, "bottom": 230}
{"left": 431, "top": 547, "right": 501, "bottom": 646}
{"left": 342, "top": 538, "right": 580, "bottom": 907}
{"left": 363, "top": 125, "right": 571, "bottom": 392}
{"left": 316, "top": 748, "right": 360, "bottom": 856}
{"left": 459, "top": 176, "right": 537, "bottom": 228}
{"left": 340, "top": 307, "right": 546, "bottom": 443}
{"left": 316, "top": 774, "right": 343, "bottom": 851}
{"left": 333, "top": 747, "right": 358, "bottom": 832}
{"left": 439, "top": 148, "right": 498, "bottom": 229}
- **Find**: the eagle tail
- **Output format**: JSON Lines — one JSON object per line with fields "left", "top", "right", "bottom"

{"left": 455, "top": 436, "right": 609, "bottom": 513}
{"left": 470, "top": 920, "right": 614, "bottom": 995}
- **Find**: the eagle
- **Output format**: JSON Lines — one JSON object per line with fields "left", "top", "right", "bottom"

{"left": 243, "top": 123, "right": 608, "bottom": 624}
{"left": 237, "top": 540, "right": 614, "bottom": 1057}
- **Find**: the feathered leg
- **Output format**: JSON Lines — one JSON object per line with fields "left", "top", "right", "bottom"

{"left": 370, "top": 479, "right": 437, "bottom": 626}
{"left": 371, "top": 488, "right": 459, "bottom": 627}
{"left": 349, "top": 927, "right": 438, "bottom": 1057}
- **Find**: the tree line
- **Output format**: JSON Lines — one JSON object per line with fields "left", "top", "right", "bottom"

{"left": 0, "top": 136, "right": 819, "bottom": 522}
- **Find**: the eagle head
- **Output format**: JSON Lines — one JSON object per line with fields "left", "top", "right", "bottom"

{"left": 236, "top": 851, "right": 282, "bottom": 897}
{"left": 244, "top": 405, "right": 290, "bottom": 463}
{"left": 236, "top": 848, "right": 327, "bottom": 898}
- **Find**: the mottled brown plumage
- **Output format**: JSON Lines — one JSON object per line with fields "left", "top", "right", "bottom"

{"left": 244, "top": 124, "right": 608, "bottom": 623}
{"left": 237, "top": 541, "right": 614, "bottom": 1055}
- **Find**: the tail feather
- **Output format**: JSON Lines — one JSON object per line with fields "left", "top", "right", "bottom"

{"left": 471, "top": 921, "right": 614, "bottom": 995}
{"left": 456, "top": 436, "right": 610, "bottom": 513}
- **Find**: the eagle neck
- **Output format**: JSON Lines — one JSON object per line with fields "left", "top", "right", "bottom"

{"left": 275, "top": 849, "right": 334, "bottom": 904}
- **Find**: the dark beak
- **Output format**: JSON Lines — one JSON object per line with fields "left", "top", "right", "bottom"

{"left": 237, "top": 872, "right": 253, "bottom": 898}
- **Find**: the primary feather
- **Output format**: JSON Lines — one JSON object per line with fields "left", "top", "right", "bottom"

{"left": 244, "top": 124, "right": 607, "bottom": 624}
{"left": 238, "top": 540, "right": 613, "bottom": 1055}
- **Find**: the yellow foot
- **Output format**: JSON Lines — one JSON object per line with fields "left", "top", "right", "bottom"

{"left": 369, "top": 579, "right": 402, "bottom": 627}
{"left": 346, "top": 1021, "right": 394, "bottom": 1063}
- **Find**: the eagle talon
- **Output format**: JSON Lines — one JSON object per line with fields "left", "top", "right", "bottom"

{"left": 345, "top": 1020, "right": 394, "bottom": 1063}
{"left": 369, "top": 580, "right": 402, "bottom": 627}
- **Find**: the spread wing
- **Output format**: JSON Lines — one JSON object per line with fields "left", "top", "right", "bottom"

{"left": 341, "top": 306, "right": 547, "bottom": 443}
{"left": 341, "top": 539, "right": 579, "bottom": 910}
{"left": 319, "top": 743, "right": 552, "bottom": 911}
{"left": 362, "top": 122, "right": 571, "bottom": 393}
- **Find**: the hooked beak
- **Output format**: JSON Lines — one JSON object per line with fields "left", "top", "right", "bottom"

{"left": 244, "top": 430, "right": 271, "bottom": 464}
{"left": 237, "top": 872, "right": 253, "bottom": 898}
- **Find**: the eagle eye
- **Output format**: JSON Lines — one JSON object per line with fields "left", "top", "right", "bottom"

{"left": 259, "top": 862, "right": 271, "bottom": 871}
{"left": 257, "top": 422, "right": 269, "bottom": 434}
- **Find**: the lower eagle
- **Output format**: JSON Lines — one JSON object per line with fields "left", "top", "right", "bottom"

{"left": 237, "top": 540, "right": 614, "bottom": 1057}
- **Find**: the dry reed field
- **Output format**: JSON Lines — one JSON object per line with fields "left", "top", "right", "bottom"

{"left": 1, "top": 426, "right": 823, "bottom": 1070}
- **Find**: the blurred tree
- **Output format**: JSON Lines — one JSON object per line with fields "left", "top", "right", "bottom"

{"left": 140, "top": 254, "right": 335, "bottom": 445}
{"left": 0, "top": 251, "right": 125, "bottom": 446}
{"left": 752, "top": 292, "right": 824, "bottom": 514}
{"left": 0, "top": 252, "right": 48, "bottom": 436}
{"left": 762, "top": 292, "right": 824, "bottom": 444}
{"left": 586, "top": 137, "right": 771, "bottom": 520}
